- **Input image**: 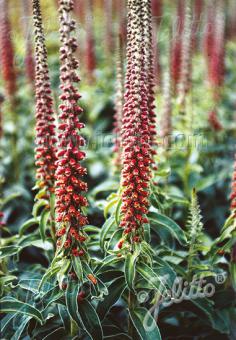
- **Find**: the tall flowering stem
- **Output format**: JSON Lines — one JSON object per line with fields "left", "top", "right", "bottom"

{"left": 208, "top": 0, "right": 225, "bottom": 95}
{"left": 55, "top": 0, "right": 89, "bottom": 258}
{"left": 113, "top": 34, "right": 125, "bottom": 170}
{"left": 84, "top": 0, "right": 96, "bottom": 84}
{"left": 0, "top": 0, "right": 17, "bottom": 99}
{"left": 160, "top": 67, "right": 172, "bottom": 150}
{"left": 120, "top": 0, "right": 153, "bottom": 248}
{"left": 32, "top": 0, "right": 57, "bottom": 196}
{"left": 171, "top": 0, "right": 185, "bottom": 94}
{"left": 104, "top": 0, "right": 113, "bottom": 56}
{"left": 178, "top": 0, "right": 192, "bottom": 108}
{"left": 22, "top": 0, "right": 35, "bottom": 86}
{"left": 141, "top": 0, "right": 157, "bottom": 155}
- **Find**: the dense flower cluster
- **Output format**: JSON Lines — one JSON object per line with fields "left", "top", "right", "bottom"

{"left": 178, "top": 1, "right": 192, "bottom": 107}
{"left": 113, "top": 35, "right": 124, "bottom": 170}
{"left": 0, "top": 0, "right": 17, "bottom": 98}
{"left": 120, "top": 0, "right": 154, "bottom": 244}
{"left": 85, "top": 0, "right": 96, "bottom": 84}
{"left": 141, "top": 0, "right": 157, "bottom": 153}
{"left": 55, "top": 0, "right": 88, "bottom": 254}
{"left": 104, "top": 0, "right": 113, "bottom": 55}
{"left": 32, "top": 0, "right": 57, "bottom": 194}
{"left": 230, "top": 157, "right": 236, "bottom": 212}
{"left": 171, "top": 0, "right": 185, "bottom": 93}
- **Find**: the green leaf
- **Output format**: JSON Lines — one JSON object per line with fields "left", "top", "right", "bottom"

{"left": 0, "top": 297, "right": 44, "bottom": 324}
{"left": 129, "top": 307, "right": 162, "bottom": 340}
{"left": 136, "top": 263, "right": 166, "bottom": 295}
{"left": 149, "top": 212, "right": 187, "bottom": 246}
{"left": 77, "top": 299, "right": 103, "bottom": 340}
{"left": 32, "top": 199, "right": 48, "bottom": 218}
{"left": 19, "top": 217, "right": 39, "bottom": 236}
{"left": 39, "top": 209, "right": 50, "bottom": 241}
{"left": 92, "top": 181, "right": 119, "bottom": 197}
{"left": 72, "top": 256, "right": 84, "bottom": 282}
{"left": 0, "top": 245, "right": 22, "bottom": 259}
{"left": 66, "top": 280, "right": 103, "bottom": 340}
{"left": 97, "top": 276, "right": 126, "bottom": 320}
{"left": 104, "top": 198, "right": 118, "bottom": 218}
{"left": 100, "top": 216, "right": 116, "bottom": 251}
{"left": 125, "top": 252, "right": 139, "bottom": 291}
{"left": 115, "top": 198, "right": 122, "bottom": 225}
{"left": 11, "top": 315, "right": 31, "bottom": 340}
{"left": 96, "top": 254, "right": 122, "bottom": 274}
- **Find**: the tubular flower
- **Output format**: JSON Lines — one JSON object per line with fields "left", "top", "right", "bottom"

{"left": 178, "top": 0, "right": 192, "bottom": 107}
{"left": 171, "top": 0, "right": 185, "bottom": 94}
{"left": 55, "top": 0, "right": 88, "bottom": 254}
{"left": 230, "top": 157, "right": 236, "bottom": 212}
{"left": 32, "top": 0, "right": 57, "bottom": 194}
{"left": 0, "top": 0, "right": 17, "bottom": 98}
{"left": 140, "top": 0, "right": 157, "bottom": 155}
{"left": 120, "top": 0, "right": 152, "bottom": 244}
{"left": 113, "top": 34, "right": 125, "bottom": 170}
{"left": 84, "top": 0, "right": 96, "bottom": 84}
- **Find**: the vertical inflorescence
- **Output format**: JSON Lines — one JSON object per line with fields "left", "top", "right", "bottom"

{"left": 22, "top": 0, "right": 35, "bottom": 86}
{"left": 171, "top": 0, "right": 185, "bottom": 94}
{"left": 85, "top": 0, "right": 96, "bottom": 84}
{"left": 0, "top": 0, "right": 17, "bottom": 98}
{"left": 161, "top": 66, "right": 172, "bottom": 149}
{"left": 141, "top": 0, "right": 157, "bottom": 155}
{"left": 0, "top": 94, "right": 4, "bottom": 140}
{"left": 208, "top": 0, "right": 225, "bottom": 94}
{"left": 178, "top": 0, "right": 192, "bottom": 107}
{"left": 104, "top": 0, "right": 113, "bottom": 55}
{"left": 32, "top": 0, "right": 57, "bottom": 195}
{"left": 120, "top": 0, "right": 153, "bottom": 246}
{"left": 55, "top": 0, "right": 88, "bottom": 256}
{"left": 113, "top": 34, "right": 125, "bottom": 170}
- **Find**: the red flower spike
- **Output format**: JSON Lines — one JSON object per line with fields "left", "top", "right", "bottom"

{"left": 113, "top": 34, "right": 125, "bottom": 170}
{"left": 32, "top": 0, "right": 57, "bottom": 194}
{"left": 120, "top": 0, "right": 155, "bottom": 244}
{"left": 55, "top": 0, "right": 89, "bottom": 255}
{"left": 0, "top": 0, "right": 17, "bottom": 98}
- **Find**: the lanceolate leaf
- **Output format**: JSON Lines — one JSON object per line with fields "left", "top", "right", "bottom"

{"left": 0, "top": 297, "right": 44, "bottom": 324}
{"left": 125, "top": 252, "right": 139, "bottom": 291}
{"left": 39, "top": 208, "right": 50, "bottom": 241}
{"left": 100, "top": 216, "right": 116, "bottom": 251}
{"left": 97, "top": 276, "right": 126, "bottom": 320}
{"left": 149, "top": 212, "right": 187, "bottom": 246}
{"left": 129, "top": 307, "right": 162, "bottom": 340}
{"left": 11, "top": 315, "right": 31, "bottom": 340}
{"left": 0, "top": 245, "right": 22, "bottom": 259}
{"left": 32, "top": 199, "right": 48, "bottom": 218}
{"left": 77, "top": 299, "right": 103, "bottom": 340}
{"left": 136, "top": 263, "right": 166, "bottom": 295}
{"left": 72, "top": 256, "right": 84, "bottom": 282}
{"left": 19, "top": 217, "right": 39, "bottom": 236}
